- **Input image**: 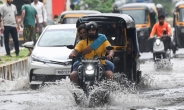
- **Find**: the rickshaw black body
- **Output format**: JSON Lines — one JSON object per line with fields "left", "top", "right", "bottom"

{"left": 75, "top": 13, "right": 142, "bottom": 84}
{"left": 120, "top": 3, "right": 158, "bottom": 52}
{"left": 173, "top": 1, "right": 184, "bottom": 50}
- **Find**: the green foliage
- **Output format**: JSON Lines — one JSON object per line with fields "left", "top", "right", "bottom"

{"left": 75, "top": 4, "right": 81, "bottom": 10}
{"left": 0, "top": 49, "right": 29, "bottom": 65}
{"left": 81, "top": 0, "right": 114, "bottom": 13}
{"left": 153, "top": 0, "right": 174, "bottom": 17}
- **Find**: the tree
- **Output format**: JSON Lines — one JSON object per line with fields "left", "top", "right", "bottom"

{"left": 81, "top": 0, "right": 114, "bottom": 13}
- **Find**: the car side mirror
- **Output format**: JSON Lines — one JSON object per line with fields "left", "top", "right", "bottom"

{"left": 106, "top": 46, "right": 114, "bottom": 50}
{"left": 22, "top": 41, "right": 34, "bottom": 49}
{"left": 66, "top": 45, "right": 74, "bottom": 49}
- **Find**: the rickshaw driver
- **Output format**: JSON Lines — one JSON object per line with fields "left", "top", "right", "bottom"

{"left": 149, "top": 14, "right": 172, "bottom": 51}
{"left": 69, "top": 21, "right": 114, "bottom": 84}
{"left": 156, "top": 4, "right": 165, "bottom": 16}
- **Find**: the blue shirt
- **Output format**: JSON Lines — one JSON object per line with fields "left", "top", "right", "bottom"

{"left": 91, "top": 34, "right": 107, "bottom": 50}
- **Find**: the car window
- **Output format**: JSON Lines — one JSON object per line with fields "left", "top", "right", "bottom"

{"left": 38, "top": 29, "right": 76, "bottom": 47}
{"left": 62, "top": 18, "right": 79, "bottom": 24}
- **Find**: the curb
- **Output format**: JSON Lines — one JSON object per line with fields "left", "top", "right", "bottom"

{"left": 0, "top": 58, "right": 28, "bottom": 81}
{"left": 0, "top": 47, "right": 29, "bottom": 80}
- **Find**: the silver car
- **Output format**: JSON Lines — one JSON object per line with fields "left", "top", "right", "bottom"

{"left": 24, "top": 24, "right": 76, "bottom": 89}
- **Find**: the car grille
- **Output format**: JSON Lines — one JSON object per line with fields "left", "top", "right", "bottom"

{"left": 32, "top": 74, "right": 69, "bottom": 82}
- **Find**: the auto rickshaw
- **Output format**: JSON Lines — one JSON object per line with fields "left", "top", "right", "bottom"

{"left": 173, "top": 1, "right": 184, "bottom": 51}
{"left": 75, "top": 13, "right": 142, "bottom": 84}
{"left": 58, "top": 10, "right": 101, "bottom": 24}
{"left": 120, "top": 3, "right": 158, "bottom": 52}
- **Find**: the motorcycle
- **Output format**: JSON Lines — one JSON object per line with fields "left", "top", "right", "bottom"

{"left": 151, "top": 31, "right": 173, "bottom": 70}
{"left": 68, "top": 45, "right": 114, "bottom": 107}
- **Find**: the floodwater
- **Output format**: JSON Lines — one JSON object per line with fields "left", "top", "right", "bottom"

{"left": 1, "top": 50, "right": 184, "bottom": 110}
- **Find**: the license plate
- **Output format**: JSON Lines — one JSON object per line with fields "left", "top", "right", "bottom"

{"left": 55, "top": 69, "right": 70, "bottom": 75}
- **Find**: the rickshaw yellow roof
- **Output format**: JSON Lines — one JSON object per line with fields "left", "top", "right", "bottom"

{"left": 64, "top": 14, "right": 86, "bottom": 18}
{"left": 178, "top": 5, "right": 184, "bottom": 9}
{"left": 121, "top": 7, "right": 145, "bottom": 10}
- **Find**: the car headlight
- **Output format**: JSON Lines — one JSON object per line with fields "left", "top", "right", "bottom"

{"left": 31, "top": 55, "right": 51, "bottom": 63}
{"left": 139, "top": 31, "right": 144, "bottom": 36}
{"left": 181, "top": 28, "right": 184, "bottom": 33}
{"left": 85, "top": 65, "right": 94, "bottom": 75}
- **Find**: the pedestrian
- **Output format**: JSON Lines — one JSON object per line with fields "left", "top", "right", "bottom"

{"left": 31, "top": 0, "right": 47, "bottom": 36}
{"left": 0, "top": 0, "right": 20, "bottom": 57}
{"left": 53, "top": 15, "right": 58, "bottom": 25}
{"left": 0, "top": 13, "right": 2, "bottom": 61}
{"left": 70, "top": 3, "right": 75, "bottom": 10}
{"left": 20, "top": 0, "right": 39, "bottom": 56}
{"left": 112, "top": 5, "right": 120, "bottom": 13}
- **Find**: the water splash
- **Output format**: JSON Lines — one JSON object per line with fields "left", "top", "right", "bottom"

{"left": 27, "top": 78, "right": 79, "bottom": 109}
{"left": 0, "top": 77, "right": 29, "bottom": 91}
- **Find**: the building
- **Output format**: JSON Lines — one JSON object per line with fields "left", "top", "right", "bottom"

{"left": 0, "top": 0, "right": 67, "bottom": 21}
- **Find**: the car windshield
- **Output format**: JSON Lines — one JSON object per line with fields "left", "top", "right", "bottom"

{"left": 38, "top": 29, "right": 76, "bottom": 47}
{"left": 179, "top": 8, "right": 184, "bottom": 22}
{"left": 122, "top": 10, "right": 147, "bottom": 24}
{"left": 62, "top": 18, "right": 79, "bottom": 24}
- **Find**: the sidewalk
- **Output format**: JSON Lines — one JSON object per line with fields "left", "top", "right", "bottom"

{"left": 0, "top": 46, "right": 6, "bottom": 56}
{"left": 0, "top": 46, "right": 24, "bottom": 56}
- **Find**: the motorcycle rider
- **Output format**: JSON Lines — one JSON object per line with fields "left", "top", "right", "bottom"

{"left": 73, "top": 23, "right": 114, "bottom": 72}
{"left": 149, "top": 14, "right": 172, "bottom": 51}
{"left": 69, "top": 21, "right": 114, "bottom": 85}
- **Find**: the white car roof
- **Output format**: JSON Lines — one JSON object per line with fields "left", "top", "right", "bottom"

{"left": 46, "top": 24, "right": 76, "bottom": 30}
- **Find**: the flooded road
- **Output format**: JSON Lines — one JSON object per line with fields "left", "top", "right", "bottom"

{"left": 1, "top": 50, "right": 184, "bottom": 109}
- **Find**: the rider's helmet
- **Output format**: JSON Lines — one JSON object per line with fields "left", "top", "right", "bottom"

{"left": 156, "top": 4, "right": 163, "bottom": 9}
{"left": 86, "top": 21, "right": 98, "bottom": 39}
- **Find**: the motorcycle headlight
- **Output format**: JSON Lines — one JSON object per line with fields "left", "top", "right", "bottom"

{"left": 181, "top": 28, "right": 184, "bottom": 33}
{"left": 156, "top": 39, "right": 161, "bottom": 46}
{"left": 87, "top": 65, "right": 93, "bottom": 70}
{"left": 85, "top": 65, "right": 94, "bottom": 75}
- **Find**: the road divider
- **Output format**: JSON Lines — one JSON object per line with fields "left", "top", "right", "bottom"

{"left": 0, "top": 58, "right": 28, "bottom": 81}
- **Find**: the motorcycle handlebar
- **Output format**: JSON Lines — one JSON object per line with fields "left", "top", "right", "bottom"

{"left": 69, "top": 56, "right": 108, "bottom": 60}
{"left": 69, "top": 56, "right": 79, "bottom": 60}
{"left": 97, "top": 56, "right": 107, "bottom": 60}
{"left": 149, "top": 35, "right": 169, "bottom": 39}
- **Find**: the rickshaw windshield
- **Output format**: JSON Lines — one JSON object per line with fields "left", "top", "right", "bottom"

{"left": 62, "top": 18, "right": 79, "bottom": 24}
{"left": 122, "top": 10, "right": 148, "bottom": 24}
{"left": 178, "top": 8, "right": 184, "bottom": 22}
{"left": 98, "top": 23, "right": 125, "bottom": 46}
